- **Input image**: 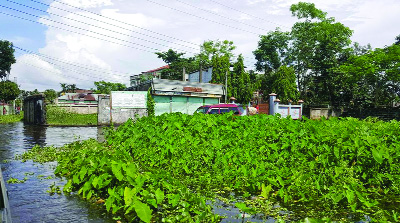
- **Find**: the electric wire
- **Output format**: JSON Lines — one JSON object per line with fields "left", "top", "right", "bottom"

{"left": 14, "top": 46, "right": 131, "bottom": 80}
{"left": 5, "top": 0, "right": 200, "bottom": 53}
{"left": 144, "top": 0, "right": 261, "bottom": 36}
{"left": 37, "top": 0, "right": 199, "bottom": 47}
{"left": 206, "top": 0, "right": 290, "bottom": 29}
{"left": 22, "top": 0, "right": 257, "bottom": 65}
{"left": 16, "top": 51, "right": 123, "bottom": 82}
{"left": 174, "top": 0, "right": 272, "bottom": 33}
{"left": 0, "top": 6, "right": 165, "bottom": 53}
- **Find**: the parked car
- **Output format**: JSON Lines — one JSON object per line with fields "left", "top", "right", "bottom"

{"left": 195, "top": 104, "right": 242, "bottom": 115}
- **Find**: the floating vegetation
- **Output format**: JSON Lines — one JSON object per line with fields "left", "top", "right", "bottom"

{"left": 7, "top": 177, "right": 27, "bottom": 184}
{"left": 20, "top": 113, "right": 400, "bottom": 222}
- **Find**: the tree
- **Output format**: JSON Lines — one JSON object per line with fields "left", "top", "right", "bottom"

{"left": 44, "top": 89, "right": 57, "bottom": 104}
{"left": 198, "top": 40, "right": 236, "bottom": 68}
{"left": 155, "top": 49, "right": 196, "bottom": 80}
{"left": 395, "top": 35, "right": 400, "bottom": 45}
{"left": 93, "top": 81, "right": 126, "bottom": 94}
{"left": 289, "top": 2, "right": 353, "bottom": 105}
{"left": 0, "top": 40, "right": 16, "bottom": 80}
{"left": 231, "top": 54, "right": 252, "bottom": 104}
{"left": 0, "top": 80, "right": 20, "bottom": 102}
{"left": 336, "top": 44, "right": 400, "bottom": 108}
{"left": 253, "top": 29, "right": 291, "bottom": 73}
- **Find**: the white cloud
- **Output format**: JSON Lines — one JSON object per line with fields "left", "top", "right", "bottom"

{"left": 6, "top": 0, "right": 400, "bottom": 92}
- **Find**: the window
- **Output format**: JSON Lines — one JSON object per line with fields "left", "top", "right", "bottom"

{"left": 195, "top": 106, "right": 210, "bottom": 114}
{"left": 220, "top": 108, "right": 230, "bottom": 114}
{"left": 209, "top": 108, "right": 219, "bottom": 114}
{"left": 229, "top": 107, "right": 240, "bottom": 114}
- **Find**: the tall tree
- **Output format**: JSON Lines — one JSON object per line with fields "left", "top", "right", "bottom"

{"left": 232, "top": 54, "right": 252, "bottom": 104}
{"left": 289, "top": 2, "right": 353, "bottom": 105}
{"left": 0, "top": 40, "right": 16, "bottom": 80}
{"left": 0, "top": 80, "right": 20, "bottom": 102}
{"left": 395, "top": 35, "right": 400, "bottom": 45}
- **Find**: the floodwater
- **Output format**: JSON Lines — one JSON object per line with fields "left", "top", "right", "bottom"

{"left": 0, "top": 122, "right": 114, "bottom": 223}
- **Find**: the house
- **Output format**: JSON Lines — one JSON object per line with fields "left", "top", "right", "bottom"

{"left": 130, "top": 65, "right": 169, "bottom": 87}
{"left": 56, "top": 93, "right": 104, "bottom": 114}
{"left": 128, "top": 78, "right": 224, "bottom": 116}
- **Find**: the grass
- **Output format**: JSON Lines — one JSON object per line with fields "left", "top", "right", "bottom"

{"left": 0, "top": 112, "right": 23, "bottom": 124}
{"left": 46, "top": 105, "right": 97, "bottom": 126}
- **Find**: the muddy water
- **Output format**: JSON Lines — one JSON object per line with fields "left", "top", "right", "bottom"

{"left": 0, "top": 122, "right": 114, "bottom": 223}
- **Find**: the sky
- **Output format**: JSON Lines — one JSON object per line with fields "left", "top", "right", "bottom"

{"left": 1, "top": 0, "right": 400, "bottom": 91}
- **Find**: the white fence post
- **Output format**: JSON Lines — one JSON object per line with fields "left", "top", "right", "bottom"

{"left": 269, "top": 93, "right": 277, "bottom": 115}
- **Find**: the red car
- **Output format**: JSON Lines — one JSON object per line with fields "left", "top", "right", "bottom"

{"left": 195, "top": 104, "right": 242, "bottom": 115}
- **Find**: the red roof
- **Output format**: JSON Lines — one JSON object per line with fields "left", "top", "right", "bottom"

{"left": 144, "top": 65, "right": 169, "bottom": 73}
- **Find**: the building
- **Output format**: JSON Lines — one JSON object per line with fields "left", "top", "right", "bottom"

{"left": 128, "top": 78, "right": 224, "bottom": 116}
{"left": 188, "top": 67, "right": 213, "bottom": 83}
{"left": 130, "top": 65, "right": 169, "bottom": 87}
{"left": 56, "top": 93, "right": 103, "bottom": 114}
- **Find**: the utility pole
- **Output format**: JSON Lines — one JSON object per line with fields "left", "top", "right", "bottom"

{"left": 182, "top": 67, "right": 186, "bottom": 81}
{"left": 225, "top": 70, "right": 228, "bottom": 103}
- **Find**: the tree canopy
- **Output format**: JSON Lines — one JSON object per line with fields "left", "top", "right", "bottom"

{"left": 0, "top": 80, "right": 20, "bottom": 102}
{"left": 93, "top": 81, "right": 126, "bottom": 94}
{"left": 0, "top": 40, "right": 16, "bottom": 80}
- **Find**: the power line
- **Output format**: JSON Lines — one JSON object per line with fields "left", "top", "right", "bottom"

{"left": 5, "top": 0, "right": 199, "bottom": 53}
{"left": 0, "top": 6, "right": 165, "bottom": 53}
{"left": 14, "top": 46, "right": 132, "bottom": 77}
{"left": 144, "top": 0, "right": 261, "bottom": 36}
{"left": 13, "top": 46, "right": 130, "bottom": 80}
{"left": 16, "top": 51, "right": 121, "bottom": 82}
{"left": 40, "top": 0, "right": 199, "bottom": 47}
{"left": 174, "top": 0, "right": 271, "bottom": 33}
{"left": 206, "top": 0, "right": 290, "bottom": 29}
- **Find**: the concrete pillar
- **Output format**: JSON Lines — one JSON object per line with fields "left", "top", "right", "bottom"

{"left": 269, "top": 93, "right": 277, "bottom": 115}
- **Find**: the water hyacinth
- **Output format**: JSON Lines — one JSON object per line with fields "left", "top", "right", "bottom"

{"left": 21, "top": 113, "right": 400, "bottom": 222}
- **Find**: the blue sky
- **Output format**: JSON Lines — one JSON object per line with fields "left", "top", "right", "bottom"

{"left": 1, "top": 0, "right": 400, "bottom": 91}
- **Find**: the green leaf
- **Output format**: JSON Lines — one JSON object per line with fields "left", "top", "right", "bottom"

{"left": 124, "top": 187, "right": 136, "bottom": 206}
{"left": 112, "top": 162, "right": 124, "bottom": 181}
{"left": 134, "top": 200, "right": 152, "bottom": 223}
{"left": 155, "top": 188, "right": 164, "bottom": 204}
{"left": 371, "top": 148, "right": 384, "bottom": 164}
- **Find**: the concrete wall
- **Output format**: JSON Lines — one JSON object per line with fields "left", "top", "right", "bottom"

{"left": 0, "top": 104, "right": 14, "bottom": 116}
{"left": 23, "top": 95, "right": 46, "bottom": 125}
{"left": 97, "top": 95, "right": 147, "bottom": 126}
{"left": 57, "top": 104, "right": 98, "bottom": 114}
{"left": 310, "top": 108, "right": 341, "bottom": 119}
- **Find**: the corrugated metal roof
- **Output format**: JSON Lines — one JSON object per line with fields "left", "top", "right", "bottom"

{"left": 152, "top": 79, "right": 224, "bottom": 95}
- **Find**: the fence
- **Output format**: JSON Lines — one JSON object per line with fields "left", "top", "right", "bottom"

{"left": 269, "top": 94, "right": 304, "bottom": 119}
{"left": 341, "top": 107, "right": 400, "bottom": 121}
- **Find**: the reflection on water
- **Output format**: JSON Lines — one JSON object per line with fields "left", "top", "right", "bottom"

{"left": 0, "top": 122, "right": 113, "bottom": 223}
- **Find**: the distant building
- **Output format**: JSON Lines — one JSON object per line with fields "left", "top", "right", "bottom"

{"left": 188, "top": 67, "right": 213, "bottom": 83}
{"left": 130, "top": 65, "right": 169, "bottom": 87}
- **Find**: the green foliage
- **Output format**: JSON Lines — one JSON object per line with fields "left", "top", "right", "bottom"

{"left": 0, "top": 113, "right": 23, "bottom": 123}
{"left": 44, "top": 89, "right": 57, "bottom": 104}
{"left": 262, "top": 66, "right": 299, "bottom": 103}
{"left": 155, "top": 49, "right": 197, "bottom": 80}
{"left": 253, "top": 29, "right": 291, "bottom": 73}
{"left": 0, "top": 40, "right": 16, "bottom": 80}
{"left": 21, "top": 113, "right": 400, "bottom": 222}
{"left": 198, "top": 40, "right": 236, "bottom": 68}
{"left": 231, "top": 54, "right": 252, "bottom": 104}
{"left": 93, "top": 81, "right": 126, "bottom": 94}
{"left": 0, "top": 80, "right": 20, "bottom": 102}
{"left": 7, "top": 177, "right": 27, "bottom": 184}
{"left": 46, "top": 105, "right": 97, "bottom": 126}
{"left": 60, "top": 83, "right": 78, "bottom": 94}
{"left": 146, "top": 88, "right": 155, "bottom": 117}
{"left": 336, "top": 44, "right": 400, "bottom": 108}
